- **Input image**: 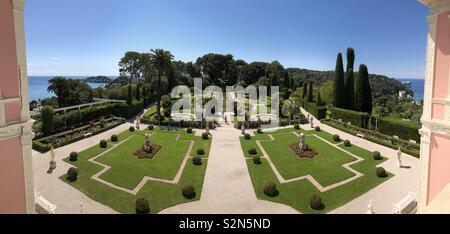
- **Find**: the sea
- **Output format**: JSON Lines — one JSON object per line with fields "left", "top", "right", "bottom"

{"left": 27, "top": 76, "right": 425, "bottom": 102}
{"left": 28, "top": 76, "right": 108, "bottom": 102}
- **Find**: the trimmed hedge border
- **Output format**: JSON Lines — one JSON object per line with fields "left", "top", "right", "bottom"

{"left": 328, "top": 106, "right": 369, "bottom": 128}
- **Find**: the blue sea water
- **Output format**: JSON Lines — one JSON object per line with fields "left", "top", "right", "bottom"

{"left": 28, "top": 76, "right": 107, "bottom": 102}
{"left": 397, "top": 78, "right": 424, "bottom": 101}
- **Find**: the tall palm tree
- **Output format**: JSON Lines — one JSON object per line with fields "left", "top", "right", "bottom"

{"left": 47, "top": 76, "right": 68, "bottom": 107}
{"left": 149, "top": 49, "right": 174, "bottom": 125}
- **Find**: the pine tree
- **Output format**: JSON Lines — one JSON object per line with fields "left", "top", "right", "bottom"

{"left": 302, "top": 83, "right": 308, "bottom": 99}
{"left": 126, "top": 85, "right": 133, "bottom": 105}
{"left": 333, "top": 53, "right": 346, "bottom": 108}
{"left": 307, "top": 82, "right": 314, "bottom": 102}
{"left": 345, "top": 69, "right": 355, "bottom": 110}
{"left": 317, "top": 92, "right": 322, "bottom": 106}
{"left": 136, "top": 84, "right": 141, "bottom": 100}
{"left": 355, "top": 64, "right": 372, "bottom": 114}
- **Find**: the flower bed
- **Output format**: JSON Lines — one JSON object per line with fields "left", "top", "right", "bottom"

{"left": 32, "top": 117, "right": 125, "bottom": 153}
{"left": 132, "top": 144, "right": 162, "bottom": 159}
{"left": 289, "top": 143, "right": 319, "bottom": 158}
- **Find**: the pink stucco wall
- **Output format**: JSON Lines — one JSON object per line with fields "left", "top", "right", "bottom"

{"left": 432, "top": 103, "right": 445, "bottom": 119}
{"left": 0, "top": 0, "right": 21, "bottom": 123}
{"left": 428, "top": 133, "right": 450, "bottom": 204}
{"left": 0, "top": 137, "right": 27, "bottom": 213}
{"left": 432, "top": 11, "right": 450, "bottom": 100}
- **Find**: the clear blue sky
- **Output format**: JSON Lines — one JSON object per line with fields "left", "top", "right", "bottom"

{"left": 25, "top": 0, "right": 429, "bottom": 79}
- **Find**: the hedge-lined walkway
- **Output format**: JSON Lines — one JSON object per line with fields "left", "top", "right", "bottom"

{"left": 301, "top": 108, "right": 419, "bottom": 214}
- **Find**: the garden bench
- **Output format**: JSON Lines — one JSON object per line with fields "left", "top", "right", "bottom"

{"left": 356, "top": 133, "right": 365, "bottom": 138}
{"left": 84, "top": 132, "right": 93, "bottom": 138}
{"left": 392, "top": 191, "right": 417, "bottom": 214}
{"left": 34, "top": 191, "right": 57, "bottom": 214}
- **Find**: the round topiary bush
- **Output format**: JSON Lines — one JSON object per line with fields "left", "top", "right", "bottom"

{"left": 253, "top": 156, "right": 261, "bottom": 165}
{"left": 333, "top": 134, "right": 340, "bottom": 142}
{"left": 182, "top": 183, "right": 196, "bottom": 199}
{"left": 294, "top": 124, "right": 300, "bottom": 130}
{"left": 100, "top": 140, "right": 107, "bottom": 148}
{"left": 202, "top": 132, "right": 209, "bottom": 140}
{"left": 373, "top": 151, "right": 382, "bottom": 160}
{"left": 135, "top": 197, "right": 150, "bottom": 214}
{"left": 111, "top": 134, "right": 118, "bottom": 142}
{"left": 197, "top": 148, "right": 205, "bottom": 155}
{"left": 129, "top": 126, "right": 135, "bottom": 132}
{"left": 248, "top": 148, "right": 257, "bottom": 155}
{"left": 148, "top": 125, "right": 154, "bottom": 130}
{"left": 315, "top": 126, "right": 321, "bottom": 132}
{"left": 309, "top": 194, "right": 324, "bottom": 210}
{"left": 376, "top": 167, "right": 388, "bottom": 178}
{"left": 69, "top": 152, "right": 78, "bottom": 162}
{"left": 344, "top": 140, "right": 351, "bottom": 147}
{"left": 245, "top": 133, "right": 251, "bottom": 140}
{"left": 67, "top": 167, "right": 78, "bottom": 182}
{"left": 257, "top": 128, "right": 263, "bottom": 134}
{"left": 192, "top": 156, "right": 202, "bottom": 165}
{"left": 263, "top": 181, "right": 278, "bottom": 197}
{"left": 187, "top": 128, "right": 193, "bottom": 134}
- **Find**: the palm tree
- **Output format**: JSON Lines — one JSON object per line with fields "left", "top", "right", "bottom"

{"left": 149, "top": 49, "right": 174, "bottom": 125}
{"left": 47, "top": 76, "right": 68, "bottom": 107}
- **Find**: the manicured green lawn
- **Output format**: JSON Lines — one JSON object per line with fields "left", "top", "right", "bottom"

{"left": 61, "top": 128, "right": 211, "bottom": 214}
{"left": 241, "top": 127, "right": 393, "bottom": 214}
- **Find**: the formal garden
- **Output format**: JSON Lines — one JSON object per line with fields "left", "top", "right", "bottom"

{"left": 60, "top": 126, "right": 212, "bottom": 214}
{"left": 240, "top": 126, "right": 393, "bottom": 214}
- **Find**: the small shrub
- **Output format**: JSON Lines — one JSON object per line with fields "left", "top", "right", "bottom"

{"left": 294, "top": 124, "right": 300, "bottom": 130}
{"left": 135, "top": 197, "right": 150, "bottom": 214}
{"left": 202, "top": 132, "right": 209, "bottom": 140}
{"left": 197, "top": 148, "right": 205, "bottom": 155}
{"left": 248, "top": 148, "right": 257, "bottom": 155}
{"left": 376, "top": 167, "right": 388, "bottom": 178}
{"left": 309, "top": 194, "right": 324, "bottom": 210}
{"left": 257, "top": 128, "right": 263, "bottom": 134}
{"left": 253, "top": 156, "right": 261, "bottom": 165}
{"left": 263, "top": 181, "right": 278, "bottom": 197}
{"left": 111, "top": 134, "right": 118, "bottom": 142}
{"left": 245, "top": 133, "right": 251, "bottom": 140}
{"left": 69, "top": 152, "right": 78, "bottom": 162}
{"left": 129, "top": 126, "right": 135, "bottom": 132}
{"left": 182, "top": 184, "right": 196, "bottom": 199}
{"left": 192, "top": 156, "right": 202, "bottom": 165}
{"left": 333, "top": 134, "right": 340, "bottom": 142}
{"left": 99, "top": 140, "right": 107, "bottom": 148}
{"left": 373, "top": 151, "right": 382, "bottom": 160}
{"left": 344, "top": 140, "right": 351, "bottom": 147}
{"left": 67, "top": 167, "right": 78, "bottom": 182}
{"left": 148, "top": 125, "right": 154, "bottom": 130}
{"left": 187, "top": 128, "right": 193, "bottom": 134}
{"left": 315, "top": 126, "right": 321, "bottom": 132}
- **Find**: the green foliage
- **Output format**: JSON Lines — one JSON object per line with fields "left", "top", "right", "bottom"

{"left": 263, "top": 181, "right": 278, "bottom": 197}
{"left": 248, "top": 148, "right": 258, "bottom": 155}
{"left": 197, "top": 148, "right": 205, "bottom": 155}
{"left": 182, "top": 184, "right": 196, "bottom": 199}
{"left": 376, "top": 167, "right": 388, "bottom": 178}
{"left": 344, "top": 140, "right": 351, "bottom": 147}
{"left": 245, "top": 133, "right": 251, "bottom": 140}
{"left": 41, "top": 106, "right": 55, "bottom": 134}
{"left": 346, "top": 48, "right": 355, "bottom": 72}
{"left": 187, "top": 128, "right": 193, "bottom": 134}
{"left": 328, "top": 106, "right": 369, "bottom": 128}
{"left": 111, "top": 134, "right": 118, "bottom": 142}
{"left": 135, "top": 197, "right": 150, "bottom": 214}
{"left": 345, "top": 69, "right": 355, "bottom": 110}
{"left": 377, "top": 117, "right": 421, "bottom": 142}
{"left": 100, "top": 140, "right": 107, "bottom": 148}
{"left": 373, "top": 151, "right": 382, "bottom": 160}
{"left": 129, "top": 126, "right": 135, "bottom": 132}
{"left": 67, "top": 167, "right": 78, "bottom": 182}
{"left": 69, "top": 152, "right": 78, "bottom": 162}
{"left": 309, "top": 194, "right": 324, "bottom": 210}
{"left": 32, "top": 141, "right": 51, "bottom": 153}
{"left": 355, "top": 64, "right": 372, "bottom": 114}
{"left": 136, "top": 84, "right": 141, "bottom": 100}
{"left": 320, "top": 80, "right": 334, "bottom": 105}
{"left": 333, "top": 53, "right": 346, "bottom": 108}
{"left": 253, "top": 156, "right": 262, "bottom": 165}
{"left": 294, "top": 124, "right": 300, "bottom": 130}
{"left": 148, "top": 125, "right": 154, "bottom": 130}
{"left": 126, "top": 85, "right": 133, "bottom": 105}
{"left": 307, "top": 83, "right": 314, "bottom": 102}
{"left": 202, "top": 132, "right": 209, "bottom": 140}
{"left": 302, "top": 83, "right": 308, "bottom": 99}
{"left": 333, "top": 134, "right": 341, "bottom": 142}
{"left": 317, "top": 92, "right": 323, "bottom": 106}
{"left": 315, "top": 126, "right": 321, "bottom": 132}
{"left": 300, "top": 100, "right": 327, "bottom": 120}
{"left": 192, "top": 156, "right": 202, "bottom": 165}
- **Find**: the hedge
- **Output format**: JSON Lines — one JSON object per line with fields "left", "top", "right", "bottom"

{"left": 377, "top": 117, "right": 421, "bottom": 142}
{"left": 303, "top": 101, "right": 327, "bottom": 120}
{"left": 112, "top": 100, "right": 145, "bottom": 119}
{"left": 328, "top": 106, "right": 369, "bottom": 128}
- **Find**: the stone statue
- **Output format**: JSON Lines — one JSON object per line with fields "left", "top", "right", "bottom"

{"left": 310, "top": 117, "right": 314, "bottom": 128}
{"left": 205, "top": 121, "right": 210, "bottom": 134}
{"left": 241, "top": 124, "right": 245, "bottom": 135}
{"left": 142, "top": 134, "right": 152, "bottom": 153}
{"left": 136, "top": 117, "right": 140, "bottom": 130}
{"left": 366, "top": 199, "right": 375, "bottom": 214}
{"left": 145, "top": 133, "right": 151, "bottom": 144}
{"left": 49, "top": 146, "right": 56, "bottom": 170}
{"left": 298, "top": 133, "right": 307, "bottom": 153}
{"left": 397, "top": 147, "right": 403, "bottom": 168}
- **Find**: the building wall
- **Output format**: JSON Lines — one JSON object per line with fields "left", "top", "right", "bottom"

{"left": 428, "top": 133, "right": 450, "bottom": 203}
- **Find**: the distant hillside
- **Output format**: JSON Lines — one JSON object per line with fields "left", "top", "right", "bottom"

{"left": 84, "top": 76, "right": 112, "bottom": 83}
{"left": 286, "top": 68, "right": 412, "bottom": 99}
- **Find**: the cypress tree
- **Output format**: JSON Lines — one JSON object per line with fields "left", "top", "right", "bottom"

{"left": 126, "top": 85, "right": 133, "bottom": 105}
{"left": 317, "top": 92, "right": 322, "bottom": 106}
{"left": 283, "top": 71, "right": 290, "bottom": 90}
{"left": 355, "top": 64, "right": 372, "bottom": 114}
{"left": 333, "top": 53, "right": 346, "bottom": 108}
{"left": 345, "top": 69, "right": 355, "bottom": 110}
{"left": 346, "top": 48, "right": 355, "bottom": 73}
{"left": 307, "top": 82, "right": 314, "bottom": 102}
{"left": 136, "top": 84, "right": 141, "bottom": 100}
{"left": 302, "top": 83, "right": 308, "bottom": 99}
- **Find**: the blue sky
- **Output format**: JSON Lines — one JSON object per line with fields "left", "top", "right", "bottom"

{"left": 25, "top": 0, "right": 429, "bottom": 79}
